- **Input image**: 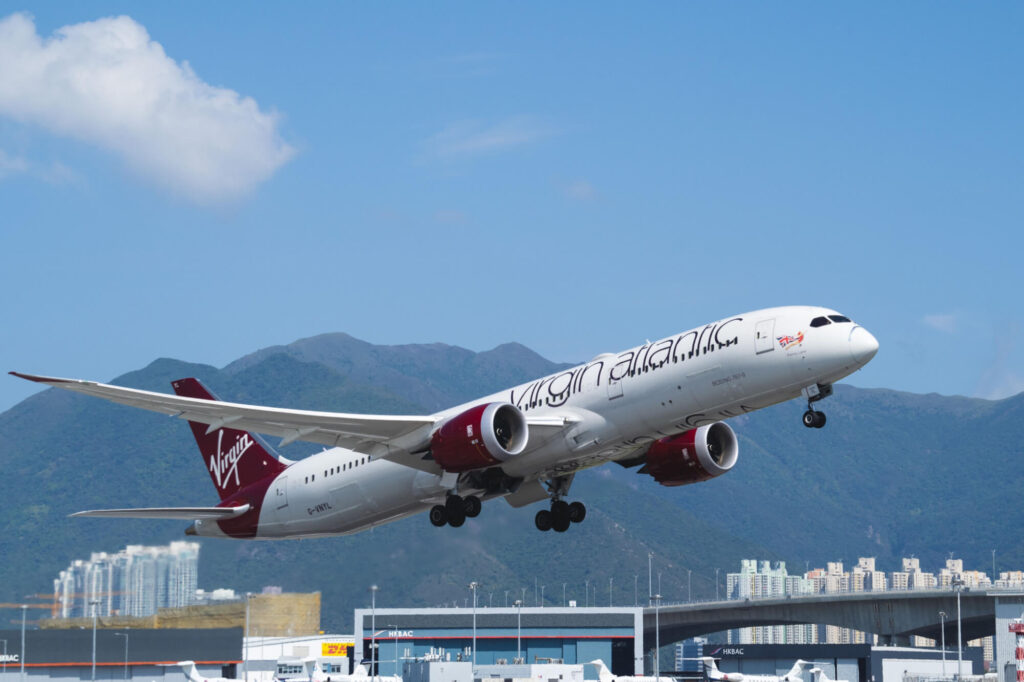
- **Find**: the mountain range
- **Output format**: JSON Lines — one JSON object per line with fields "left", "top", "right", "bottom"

{"left": 1, "top": 332, "right": 1021, "bottom": 632}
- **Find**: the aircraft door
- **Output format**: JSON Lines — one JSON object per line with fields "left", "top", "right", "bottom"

{"left": 607, "top": 375, "right": 623, "bottom": 400}
{"left": 272, "top": 476, "right": 289, "bottom": 510}
{"left": 754, "top": 318, "right": 775, "bottom": 354}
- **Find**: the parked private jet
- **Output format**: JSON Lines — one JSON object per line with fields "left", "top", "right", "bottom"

{"left": 810, "top": 668, "right": 850, "bottom": 682}
{"left": 174, "top": 661, "right": 241, "bottom": 682}
{"left": 590, "top": 658, "right": 674, "bottom": 682}
{"left": 702, "top": 657, "right": 811, "bottom": 682}
{"left": 11, "top": 305, "right": 877, "bottom": 539}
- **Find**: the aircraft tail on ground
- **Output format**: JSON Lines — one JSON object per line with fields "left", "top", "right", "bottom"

{"left": 785, "top": 660, "right": 811, "bottom": 680}
{"left": 175, "top": 661, "right": 202, "bottom": 682}
{"left": 587, "top": 660, "right": 613, "bottom": 682}
{"left": 171, "top": 378, "right": 288, "bottom": 501}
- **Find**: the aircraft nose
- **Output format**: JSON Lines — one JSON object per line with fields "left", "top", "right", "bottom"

{"left": 849, "top": 326, "right": 879, "bottom": 365}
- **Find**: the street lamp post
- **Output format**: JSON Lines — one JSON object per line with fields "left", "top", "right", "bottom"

{"left": 114, "top": 632, "right": 129, "bottom": 680}
{"left": 244, "top": 593, "right": 252, "bottom": 682}
{"left": 585, "top": 580, "right": 589, "bottom": 608}
{"left": 540, "top": 586, "right": 545, "bottom": 607}
{"left": 715, "top": 569, "right": 720, "bottom": 601}
{"left": 370, "top": 585, "right": 379, "bottom": 682}
{"left": 562, "top": 583, "right": 566, "bottom": 607}
{"left": 634, "top": 575, "right": 638, "bottom": 607}
{"left": 20, "top": 604, "right": 27, "bottom": 682}
{"left": 514, "top": 600, "right": 523, "bottom": 664}
{"left": 953, "top": 577, "right": 964, "bottom": 680}
{"left": 651, "top": 594, "right": 661, "bottom": 680}
{"left": 505, "top": 590, "right": 509, "bottom": 608}
{"left": 90, "top": 599, "right": 100, "bottom": 682}
{"left": 939, "top": 611, "right": 947, "bottom": 678}
{"left": 648, "top": 553, "right": 654, "bottom": 602}
{"left": 469, "top": 582, "right": 478, "bottom": 669}
{"left": 609, "top": 578, "right": 613, "bottom": 607}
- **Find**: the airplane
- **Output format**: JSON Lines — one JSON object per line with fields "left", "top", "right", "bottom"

{"left": 10, "top": 305, "right": 878, "bottom": 539}
{"left": 174, "top": 661, "right": 242, "bottom": 682}
{"left": 701, "top": 657, "right": 811, "bottom": 682}
{"left": 809, "top": 668, "right": 849, "bottom": 682}
{"left": 589, "top": 658, "right": 674, "bottom": 682}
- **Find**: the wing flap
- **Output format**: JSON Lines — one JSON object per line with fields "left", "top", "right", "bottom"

{"left": 70, "top": 505, "right": 251, "bottom": 520}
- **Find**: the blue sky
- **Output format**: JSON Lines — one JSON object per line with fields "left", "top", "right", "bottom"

{"left": 1, "top": 3, "right": 1022, "bottom": 412}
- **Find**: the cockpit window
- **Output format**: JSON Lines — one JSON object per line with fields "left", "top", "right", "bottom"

{"left": 828, "top": 315, "right": 852, "bottom": 323}
{"left": 810, "top": 316, "right": 831, "bottom": 327}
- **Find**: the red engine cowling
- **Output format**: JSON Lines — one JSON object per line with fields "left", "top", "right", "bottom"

{"left": 641, "top": 422, "right": 738, "bottom": 487}
{"left": 430, "top": 403, "right": 528, "bottom": 473}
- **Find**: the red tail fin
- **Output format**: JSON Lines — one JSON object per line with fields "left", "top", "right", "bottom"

{"left": 171, "top": 378, "right": 288, "bottom": 502}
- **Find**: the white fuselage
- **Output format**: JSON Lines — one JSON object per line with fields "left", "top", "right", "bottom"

{"left": 192, "top": 305, "right": 876, "bottom": 539}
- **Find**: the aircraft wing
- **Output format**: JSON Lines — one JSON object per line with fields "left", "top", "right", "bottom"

{"left": 71, "top": 505, "right": 250, "bottom": 520}
{"left": 10, "top": 372, "right": 436, "bottom": 454}
{"left": 10, "top": 372, "right": 576, "bottom": 474}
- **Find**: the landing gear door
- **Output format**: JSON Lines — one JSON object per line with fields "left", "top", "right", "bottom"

{"left": 273, "top": 476, "right": 289, "bottom": 510}
{"left": 754, "top": 319, "right": 775, "bottom": 354}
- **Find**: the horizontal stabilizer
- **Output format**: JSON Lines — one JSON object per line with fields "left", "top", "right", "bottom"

{"left": 70, "top": 505, "right": 250, "bottom": 520}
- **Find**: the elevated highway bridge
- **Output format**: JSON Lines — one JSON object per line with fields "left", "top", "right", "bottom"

{"left": 641, "top": 589, "right": 1024, "bottom": 647}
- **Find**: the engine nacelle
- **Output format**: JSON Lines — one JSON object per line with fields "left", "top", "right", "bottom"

{"left": 430, "top": 403, "right": 528, "bottom": 473}
{"left": 641, "top": 422, "right": 738, "bottom": 487}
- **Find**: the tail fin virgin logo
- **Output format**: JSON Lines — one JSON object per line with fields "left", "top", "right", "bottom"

{"left": 211, "top": 431, "right": 253, "bottom": 490}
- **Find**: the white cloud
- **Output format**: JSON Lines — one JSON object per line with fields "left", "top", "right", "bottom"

{"left": 922, "top": 313, "right": 956, "bottom": 334}
{"left": 424, "top": 117, "right": 551, "bottom": 160}
{"left": 564, "top": 179, "right": 596, "bottom": 201}
{"left": 976, "top": 325, "right": 1024, "bottom": 400}
{"left": 0, "top": 147, "right": 79, "bottom": 184}
{"left": 0, "top": 148, "right": 28, "bottom": 178}
{"left": 0, "top": 12, "right": 294, "bottom": 204}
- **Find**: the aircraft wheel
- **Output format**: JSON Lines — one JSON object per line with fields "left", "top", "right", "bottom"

{"left": 535, "top": 509, "right": 553, "bottom": 532}
{"left": 447, "top": 507, "right": 466, "bottom": 528}
{"left": 814, "top": 411, "right": 827, "bottom": 428}
{"left": 445, "top": 494, "right": 464, "bottom": 515}
{"left": 552, "top": 507, "right": 571, "bottom": 533}
{"left": 568, "top": 501, "right": 586, "bottom": 523}
{"left": 802, "top": 410, "right": 817, "bottom": 428}
{"left": 463, "top": 495, "right": 482, "bottom": 518}
{"left": 429, "top": 505, "right": 447, "bottom": 527}
{"left": 551, "top": 499, "right": 569, "bottom": 517}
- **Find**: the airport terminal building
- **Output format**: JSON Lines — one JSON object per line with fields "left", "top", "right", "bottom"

{"left": 353, "top": 607, "right": 645, "bottom": 677}
{"left": 0, "top": 627, "right": 241, "bottom": 682}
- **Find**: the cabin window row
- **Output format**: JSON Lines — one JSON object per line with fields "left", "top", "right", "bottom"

{"left": 305, "top": 456, "right": 369, "bottom": 484}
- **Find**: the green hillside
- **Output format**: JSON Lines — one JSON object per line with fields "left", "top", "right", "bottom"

{"left": 1, "top": 334, "right": 1020, "bottom": 631}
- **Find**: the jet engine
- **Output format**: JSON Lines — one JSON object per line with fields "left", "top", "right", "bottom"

{"left": 430, "top": 403, "right": 528, "bottom": 473}
{"left": 640, "top": 422, "right": 738, "bottom": 486}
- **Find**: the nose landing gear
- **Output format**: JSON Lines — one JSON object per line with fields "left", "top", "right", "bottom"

{"left": 801, "top": 383, "right": 833, "bottom": 429}
{"left": 802, "top": 409, "right": 826, "bottom": 429}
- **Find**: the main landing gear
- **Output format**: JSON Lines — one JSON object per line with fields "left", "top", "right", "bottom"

{"left": 801, "top": 382, "right": 833, "bottom": 429}
{"left": 429, "top": 494, "right": 482, "bottom": 528}
{"left": 535, "top": 500, "right": 586, "bottom": 533}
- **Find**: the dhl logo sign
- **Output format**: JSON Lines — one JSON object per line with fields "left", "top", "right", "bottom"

{"left": 322, "top": 642, "right": 354, "bottom": 657}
